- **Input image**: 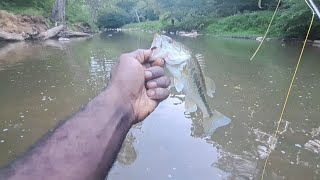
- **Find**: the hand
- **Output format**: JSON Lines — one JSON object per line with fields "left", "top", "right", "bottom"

{"left": 109, "top": 49, "right": 171, "bottom": 124}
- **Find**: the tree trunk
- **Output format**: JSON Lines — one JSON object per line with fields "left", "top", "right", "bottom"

{"left": 88, "top": 0, "right": 99, "bottom": 23}
{"left": 39, "top": 25, "right": 65, "bottom": 40}
{"left": 52, "top": 0, "right": 66, "bottom": 25}
{"left": 59, "top": 31, "right": 92, "bottom": 38}
{"left": 135, "top": 10, "right": 141, "bottom": 23}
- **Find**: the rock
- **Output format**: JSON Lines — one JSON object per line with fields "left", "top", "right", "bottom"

{"left": 312, "top": 43, "right": 320, "bottom": 48}
{"left": 74, "top": 22, "right": 94, "bottom": 33}
{"left": 313, "top": 40, "right": 320, "bottom": 44}
{"left": 256, "top": 36, "right": 263, "bottom": 42}
{"left": 179, "top": 31, "right": 199, "bottom": 37}
{"left": 0, "top": 30, "right": 24, "bottom": 41}
{"left": 58, "top": 37, "right": 70, "bottom": 41}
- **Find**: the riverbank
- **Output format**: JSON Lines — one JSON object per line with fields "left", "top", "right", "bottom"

{"left": 0, "top": 10, "right": 94, "bottom": 41}
{"left": 121, "top": 10, "right": 320, "bottom": 41}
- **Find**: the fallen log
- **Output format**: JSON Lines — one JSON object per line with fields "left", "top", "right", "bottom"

{"left": 0, "top": 30, "right": 25, "bottom": 41}
{"left": 39, "top": 25, "right": 64, "bottom": 40}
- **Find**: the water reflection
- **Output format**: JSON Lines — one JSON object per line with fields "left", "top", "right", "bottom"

{"left": 117, "top": 132, "right": 137, "bottom": 165}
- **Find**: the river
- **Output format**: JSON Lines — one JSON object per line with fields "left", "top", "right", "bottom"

{"left": 0, "top": 32, "right": 319, "bottom": 180}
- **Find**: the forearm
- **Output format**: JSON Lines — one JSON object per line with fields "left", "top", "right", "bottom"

{"left": 0, "top": 86, "right": 134, "bottom": 180}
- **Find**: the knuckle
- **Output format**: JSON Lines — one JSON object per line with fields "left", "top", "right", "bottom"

{"left": 119, "top": 54, "right": 130, "bottom": 62}
{"left": 119, "top": 54, "right": 127, "bottom": 59}
{"left": 148, "top": 66, "right": 163, "bottom": 77}
{"left": 155, "top": 66, "right": 164, "bottom": 75}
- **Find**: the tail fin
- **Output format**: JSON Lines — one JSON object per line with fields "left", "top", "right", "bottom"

{"left": 203, "top": 110, "right": 232, "bottom": 138}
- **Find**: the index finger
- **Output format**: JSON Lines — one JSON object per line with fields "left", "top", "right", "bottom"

{"left": 129, "top": 49, "right": 153, "bottom": 64}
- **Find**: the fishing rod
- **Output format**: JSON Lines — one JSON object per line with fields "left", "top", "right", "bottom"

{"left": 308, "top": 0, "right": 320, "bottom": 20}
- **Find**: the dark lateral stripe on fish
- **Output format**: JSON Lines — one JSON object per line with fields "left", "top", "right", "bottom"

{"left": 191, "top": 65, "right": 213, "bottom": 117}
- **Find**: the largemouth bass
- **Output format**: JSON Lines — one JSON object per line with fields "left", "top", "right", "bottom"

{"left": 149, "top": 34, "right": 231, "bottom": 136}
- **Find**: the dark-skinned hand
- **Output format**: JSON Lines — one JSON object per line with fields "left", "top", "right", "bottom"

{"left": 110, "top": 49, "right": 171, "bottom": 124}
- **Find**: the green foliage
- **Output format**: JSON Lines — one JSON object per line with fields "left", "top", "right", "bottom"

{"left": 97, "top": 10, "right": 130, "bottom": 28}
{"left": 0, "top": 0, "right": 54, "bottom": 17}
{"left": 122, "top": 21, "right": 163, "bottom": 30}
{"left": 66, "top": 0, "right": 91, "bottom": 23}
{"left": 271, "top": 0, "right": 320, "bottom": 39}
{"left": 204, "top": 0, "right": 320, "bottom": 39}
{"left": 205, "top": 11, "right": 272, "bottom": 36}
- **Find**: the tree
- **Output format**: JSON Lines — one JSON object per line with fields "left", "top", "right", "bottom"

{"left": 87, "top": 0, "right": 100, "bottom": 23}
{"left": 51, "top": 0, "right": 66, "bottom": 25}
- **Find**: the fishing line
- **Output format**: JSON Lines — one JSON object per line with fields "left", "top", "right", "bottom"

{"left": 250, "top": 0, "right": 281, "bottom": 61}
{"left": 260, "top": 0, "right": 315, "bottom": 179}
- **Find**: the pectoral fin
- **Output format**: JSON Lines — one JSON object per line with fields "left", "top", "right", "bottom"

{"left": 174, "top": 77, "right": 184, "bottom": 92}
{"left": 168, "top": 77, "right": 175, "bottom": 90}
{"left": 185, "top": 97, "right": 197, "bottom": 113}
{"left": 205, "top": 77, "right": 216, "bottom": 97}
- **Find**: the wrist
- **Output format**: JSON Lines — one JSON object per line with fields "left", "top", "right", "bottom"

{"left": 103, "top": 85, "right": 136, "bottom": 126}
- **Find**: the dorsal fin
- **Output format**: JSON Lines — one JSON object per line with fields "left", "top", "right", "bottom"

{"left": 195, "top": 53, "right": 206, "bottom": 72}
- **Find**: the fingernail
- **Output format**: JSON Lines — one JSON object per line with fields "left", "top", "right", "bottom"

{"left": 147, "top": 90, "right": 155, "bottom": 97}
{"left": 145, "top": 71, "right": 152, "bottom": 79}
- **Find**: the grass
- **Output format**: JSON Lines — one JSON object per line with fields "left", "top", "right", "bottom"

{"left": 0, "top": 2, "right": 48, "bottom": 17}
{"left": 204, "top": 11, "right": 275, "bottom": 37}
{"left": 122, "top": 21, "right": 163, "bottom": 31}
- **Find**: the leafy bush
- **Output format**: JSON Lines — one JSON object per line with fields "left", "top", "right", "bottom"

{"left": 66, "top": 2, "right": 91, "bottom": 24}
{"left": 97, "top": 10, "right": 131, "bottom": 29}
{"left": 272, "top": 0, "right": 320, "bottom": 39}
{"left": 205, "top": 11, "right": 273, "bottom": 36}
{"left": 204, "top": 6, "right": 320, "bottom": 39}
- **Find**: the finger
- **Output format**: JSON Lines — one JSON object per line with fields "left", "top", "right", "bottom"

{"left": 143, "top": 58, "right": 164, "bottom": 68}
{"left": 151, "top": 58, "right": 165, "bottom": 67}
{"left": 146, "top": 76, "right": 171, "bottom": 89}
{"left": 130, "top": 49, "right": 152, "bottom": 64}
{"left": 143, "top": 62, "right": 151, "bottom": 69}
{"left": 145, "top": 66, "right": 164, "bottom": 81}
{"left": 147, "top": 88, "right": 170, "bottom": 101}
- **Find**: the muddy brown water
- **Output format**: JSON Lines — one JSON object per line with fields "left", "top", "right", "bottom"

{"left": 0, "top": 32, "right": 319, "bottom": 180}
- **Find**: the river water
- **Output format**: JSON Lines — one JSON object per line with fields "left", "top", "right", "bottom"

{"left": 0, "top": 32, "right": 319, "bottom": 180}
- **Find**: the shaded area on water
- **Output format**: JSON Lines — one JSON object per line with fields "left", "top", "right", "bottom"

{"left": 0, "top": 32, "right": 319, "bottom": 179}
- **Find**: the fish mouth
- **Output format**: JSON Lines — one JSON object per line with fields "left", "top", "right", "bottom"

{"left": 151, "top": 33, "right": 161, "bottom": 49}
